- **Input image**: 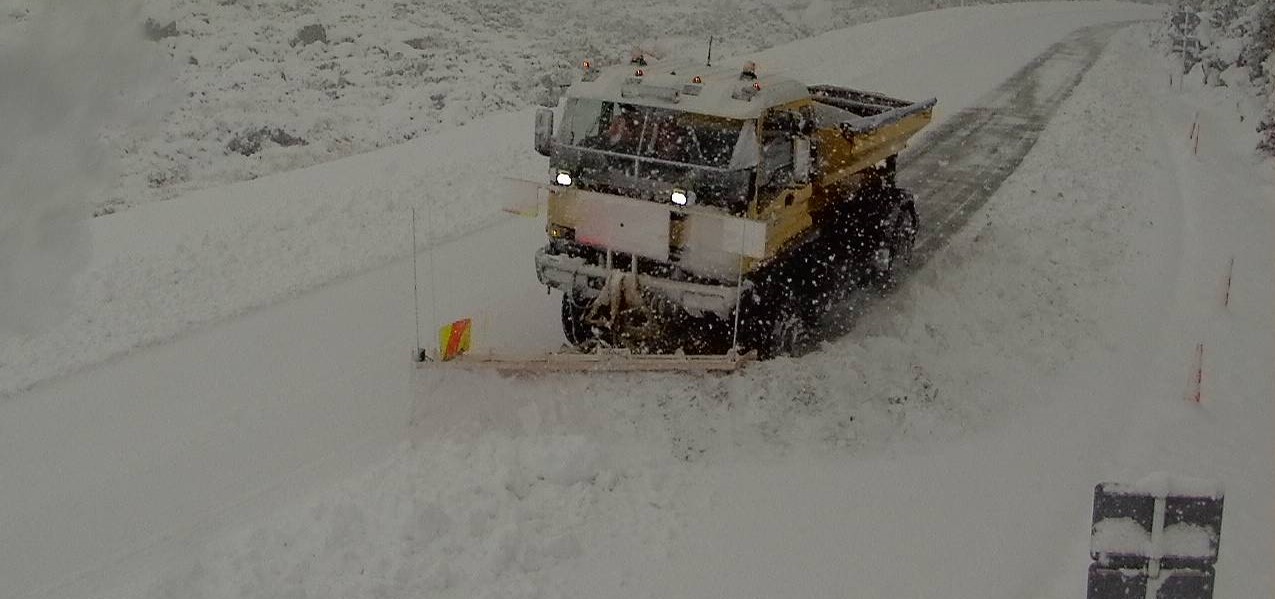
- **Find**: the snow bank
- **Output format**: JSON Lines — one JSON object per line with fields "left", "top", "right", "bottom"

{"left": 0, "top": 111, "right": 541, "bottom": 397}
{"left": 128, "top": 436, "right": 650, "bottom": 599}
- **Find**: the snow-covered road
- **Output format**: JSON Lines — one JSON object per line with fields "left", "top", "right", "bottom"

{"left": 0, "top": 213, "right": 561, "bottom": 598}
{"left": 8, "top": 4, "right": 1270, "bottom": 599}
{"left": 821, "top": 22, "right": 1125, "bottom": 341}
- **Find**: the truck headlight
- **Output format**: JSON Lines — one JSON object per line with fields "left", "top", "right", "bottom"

{"left": 548, "top": 223, "right": 575, "bottom": 240}
{"left": 671, "top": 189, "right": 689, "bottom": 206}
{"left": 555, "top": 171, "right": 573, "bottom": 186}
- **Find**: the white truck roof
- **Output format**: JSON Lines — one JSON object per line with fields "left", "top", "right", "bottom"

{"left": 565, "top": 59, "right": 810, "bottom": 120}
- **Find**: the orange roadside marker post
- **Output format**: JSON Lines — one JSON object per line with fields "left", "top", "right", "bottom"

{"left": 1189, "top": 342, "right": 1204, "bottom": 403}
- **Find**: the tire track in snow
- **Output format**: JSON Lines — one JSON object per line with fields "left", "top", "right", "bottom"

{"left": 902, "top": 23, "right": 1124, "bottom": 259}
{"left": 817, "top": 22, "right": 1129, "bottom": 341}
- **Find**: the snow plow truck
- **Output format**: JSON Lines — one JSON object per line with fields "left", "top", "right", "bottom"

{"left": 436, "top": 57, "right": 935, "bottom": 372}
{"left": 536, "top": 57, "right": 934, "bottom": 358}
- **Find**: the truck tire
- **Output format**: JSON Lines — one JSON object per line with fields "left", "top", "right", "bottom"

{"left": 560, "top": 292, "right": 596, "bottom": 348}
{"left": 769, "top": 307, "right": 808, "bottom": 358}
{"left": 755, "top": 290, "right": 810, "bottom": 359}
{"left": 875, "top": 192, "right": 918, "bottom": 287}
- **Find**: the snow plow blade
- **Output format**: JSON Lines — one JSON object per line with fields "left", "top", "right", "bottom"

{"left": 417, "top": 349, "right": 755, "bottom": 374}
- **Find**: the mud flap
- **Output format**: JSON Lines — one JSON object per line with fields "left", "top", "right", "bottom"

{"left": 1087, "top": 478, "right": 1224, "bottom": 599}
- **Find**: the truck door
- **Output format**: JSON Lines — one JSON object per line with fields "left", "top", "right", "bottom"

{"left": 756, "top": 108, "right": 813, "bottom": 253}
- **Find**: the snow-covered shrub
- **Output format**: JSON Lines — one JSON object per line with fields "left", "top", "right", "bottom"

{"left": 226, "top": 126, "right": 306, "bottom": 156}
{"left": 1252, "top": 5, "right": 1275, "bottom": 155}
{"left": 290, "top": 23, "right": 325, "bottom": 47}
{"left": 143, "top": 18, "right": 178, "bottom": 41}
{"left": 1242, "top": 1, "right": 1274, "bottom": 82}
{"left": 1161, "top": 0, "right": 1275, "bottom": 154}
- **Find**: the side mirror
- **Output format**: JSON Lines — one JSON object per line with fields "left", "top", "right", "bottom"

{"left": 792, "top": 136, "right": 811, "bottom": 185}
{"left": 534, "top": 108, "right": 554, "bottom": 157}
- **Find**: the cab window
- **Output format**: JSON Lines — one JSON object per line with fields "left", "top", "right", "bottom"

{"left": 759, "top": 109, "right": 800, "bottom": 192}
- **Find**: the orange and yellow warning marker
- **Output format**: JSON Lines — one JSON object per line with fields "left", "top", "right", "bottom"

{"left": 438, "top": 318, "right": 472, "bottom": 361}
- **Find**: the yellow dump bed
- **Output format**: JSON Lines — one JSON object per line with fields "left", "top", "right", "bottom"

{"left": 806, "top": 85, "right": 936, "bottom": 188}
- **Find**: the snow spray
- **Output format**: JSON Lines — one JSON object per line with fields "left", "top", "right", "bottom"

{"left": 0, "top": 0, "right": 169, "bottom": 337}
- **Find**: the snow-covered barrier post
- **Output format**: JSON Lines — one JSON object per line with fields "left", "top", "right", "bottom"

{"left": 1222, "top": 257, "right": 1234, "bottom": 309}
{"left": 1087, "top": 475, "right": 1224, "bottom": 599}
{"left": 1189, "top": 343, "right": 1205, "bottom": 404}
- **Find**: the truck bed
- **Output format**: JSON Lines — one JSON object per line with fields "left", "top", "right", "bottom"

{"left": 809, "top": 84, "right": 938, "bottom": 134}
{"left": 807, "top": 85, "right": 937, "bottom": 187}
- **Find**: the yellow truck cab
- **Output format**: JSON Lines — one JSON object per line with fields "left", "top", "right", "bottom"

{"left": 533, "top": 56, "right": 935, "bottom": 357}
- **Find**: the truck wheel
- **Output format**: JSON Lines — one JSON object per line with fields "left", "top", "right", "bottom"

{"left": 756, "top": 295, "right": 809, "bottom": 359}
{"left": 875, "top": 195, "right": 918, "bottom": 286}
{"left": 560, "top": 292, "right": 596, "bottom": 348}
{"left": 771, "top": 310, "right": 808, "bottom": 358}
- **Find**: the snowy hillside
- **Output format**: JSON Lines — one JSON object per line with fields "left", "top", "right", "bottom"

{"left": 0, "top": 0, "right": 1150, "bottom": 214}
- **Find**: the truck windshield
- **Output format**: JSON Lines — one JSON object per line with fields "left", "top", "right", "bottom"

{"left": 559, "top": 99, "right": 746, "bottom": 169}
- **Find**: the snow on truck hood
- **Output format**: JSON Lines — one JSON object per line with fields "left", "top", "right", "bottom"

{"left": 565, "top": 59, "right": 811, "bottom": 119}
